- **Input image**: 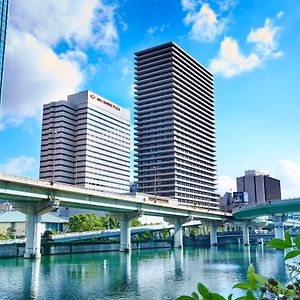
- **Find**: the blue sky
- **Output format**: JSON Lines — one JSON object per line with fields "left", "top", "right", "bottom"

{"left": 0, "top": 0, "right": 300, "bottom": 198}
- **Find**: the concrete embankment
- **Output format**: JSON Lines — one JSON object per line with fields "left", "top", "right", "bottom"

{"left": 0, "top": 240, "right": 172, "bottom": 258}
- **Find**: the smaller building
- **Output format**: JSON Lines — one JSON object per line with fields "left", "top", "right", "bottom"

{"left": 237, "top": 170, "right": 281, "bottom": 205}
{"left": 0, "top": 211, "right": 69, "bottom": 238}
{"left": 219, "top": 170, "right": 282, "bottom": 212}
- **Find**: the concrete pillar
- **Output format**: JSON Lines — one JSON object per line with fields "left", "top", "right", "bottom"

{"left": 34, "top": 215, "right": 42, "bottom": 258}
{"left": 164, "top": 216, "right": 192, "bottom": 248}
{"left": 12, "top": 199, "right": 60, "bottom": 259}
{"left": 11, "top": 222, "right": 17, "bottom": 240}
{"left": 174, "top": 220, "right": 183, "bottom": 248}
{"left": 24, "top": 207, "right": 36, "bottom": 259}
{"left": 242, "top": 223, "right": 250, "bottom": 246}
{"left": 24, "top": 208, "right": 43, "bottom": 259}
{"left": 110, "top": 211, "right": 142, "bottom": 252}
{"left": 120, "top": 213, "right": 131, "bottom": 252}
{"left": 210, "top": 222, "right": 218, "bottom": 246}
{"left": 272, "top": 214, "right": 287, "bottom": 240}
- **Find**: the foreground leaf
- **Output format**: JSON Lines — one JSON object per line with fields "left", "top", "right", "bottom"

{"left": 285, "top": 250, "right": 300, "bottom": 260}
{"left": 211, "top": 293, "right": 226, "bottom": 300}
{"left": 197, "top": 283, "right": 210, "bottom": 299}
{"left": 285, "top": 232, "right": 293, "bottom": 247}
{"left": 233, "top": 282, "right": 251, "bottom": 290}
{"left": 177, "top": 296, "right": 196, "bottom": 300}
{"left": 267, "top": 239, "right": 291, "bottom": 249}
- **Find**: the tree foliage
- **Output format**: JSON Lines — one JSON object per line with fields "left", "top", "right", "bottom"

{"left": 130, "top": 218, "right": 142, "bottom": 227}
{"left": 177, "top": 231, "right": 300, "bottom": 300}
{"left": 68, "top": 213, "right": 120, "bottom": 232}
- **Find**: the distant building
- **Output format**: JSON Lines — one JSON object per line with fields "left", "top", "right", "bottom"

{"left": 39, "top": 90, "right": 131, "bottom": 194}
{"left": 134, "top": 42, "right": 218, "bottom": 210}
{"left": 0, "top": 211, "right": 68, "bottom": 237}
{"left": 0, "top": 0, "right": 9, "bottom": 103}
{"left": 236, "top": 170, "right": 281, "bottom": 205}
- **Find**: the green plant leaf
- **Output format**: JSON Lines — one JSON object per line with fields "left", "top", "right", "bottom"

{"left": 227, "top": 294, "right": 233, "bottom": 300}
{"left": 197, "top": 283, "right": 210, "bottom": 299}
{"left": 285, "top": 250, "right": 300, "bottom": 260}
{"left": 177, "top": 296, "right": 196, "bottom": 300}
{"left": 233, "top": 282, "right": 251, "bottom": 290}
{"left": 253, "top": 273, "right": 268, "bottom": 285}
{"left": 267, "top": 239, "right": 291, "bottom": 249}
{"left": 211, "top": 293, "right": 226, "bottom": 300}
{"left": 246, "top": 290, "right": 257, "bottom": 300}
{"left": 285, "top": 232, "right": 293, "bottom": 247}
{"left": 235, "top": 296, "right": 248, "bottom": 300}
{"left": 191, "top": 292, "right": 199, "bottom": 300}
{"left": 247, "top": 264, "right": 258, "bottom": 290}
{"left": 295, "top": 234, "right": 300, "bottom": 250}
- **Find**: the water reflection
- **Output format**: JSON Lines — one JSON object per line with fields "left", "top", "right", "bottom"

{"left": 23, "top": 259, "right": 41, "bottom": 299}
{"left": 0, "top": 245, "right": 291, "bottom": 300}
{"left": 173, "top": 248, "right": 184, "bottom": 276}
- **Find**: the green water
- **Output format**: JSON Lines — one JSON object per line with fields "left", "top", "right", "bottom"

{"left": 0, "top": 245, "right": 288, "bottom": 300}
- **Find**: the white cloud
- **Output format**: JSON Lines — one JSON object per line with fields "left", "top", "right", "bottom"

{"left": 181, "top": 0, "right": 197, "bottom": 11}
{"left": 210, "top": 15, "right": 282, "bottom": 78}
{"left": 184, "top": 3, "right": 225, "bottom": 42}
{"left": 2, "top": 28, "right": 84, "bottom": 119}
{"left": 272, "top": 160, "right": 300, "bottom": 198}
{"left": 2, "top": 0, "right": 121, "bottom": 123}
{"left": 10, "top": 0, "right": 119, "bottom": 54}
{"left": 209, "top": 37, "right": 260, "bottom": 77}
{"left": 0, "top": 156, "right": 38, "bottom": 176}
{"left": 247, "top": 18, "right": 282, "bottom": 59}
{"left": 277, "top": 11, "right": 284, "bottom": 19}
{"left": 217, "top": 175, "right": 236, "bottom": 196}
{"left": 147, "top": 26, "right": 157, "bottom": 35}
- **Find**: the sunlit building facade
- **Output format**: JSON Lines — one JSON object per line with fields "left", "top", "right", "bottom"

{"left": 40, "top": 90, "right": 131, "bottom": 194}
{"left": 134, "top": 42, "right": 219, "bottom": 210}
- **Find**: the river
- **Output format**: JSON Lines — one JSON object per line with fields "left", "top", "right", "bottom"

{"left": 0, "top": 244, "right": 288, "bottom": 300}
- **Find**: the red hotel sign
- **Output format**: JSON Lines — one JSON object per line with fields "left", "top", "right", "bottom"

{"left": 89, "top": 94, "right": 120, "bottom": 111}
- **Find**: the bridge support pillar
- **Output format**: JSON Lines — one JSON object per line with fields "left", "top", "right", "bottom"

{"left": 242, "top": 223, "right": 250, "bottom": 246}
{"left": 272, "top": 214, "right": 287, "bottom": 240}
{"left": 12, "top": 200, "right": 60, "bottom": 259}
{"left": 164, "top": 216, "right": 192, "bottom": 248}
{"left": 111, "top": 211, "right": 142, "bottom": 252}
{"left": 210, "top": 222, "right": 218, "bottom": 246}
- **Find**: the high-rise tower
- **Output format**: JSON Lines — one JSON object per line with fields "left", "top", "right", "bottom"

{"left": 0, "top": 0, "right": 9, "bottom": 103}
{"left": 40, "top": 90, "right": 131, "bottom": 194}
{"left": 134, "top": 42, "right": 218, "bottom": 210}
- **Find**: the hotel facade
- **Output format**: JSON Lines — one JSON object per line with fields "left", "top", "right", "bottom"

{"left": 39, "top": 90, "right": 131, "bottom": 194}
{"left": 134, "top": 42, "right": 219, "bottom": 210}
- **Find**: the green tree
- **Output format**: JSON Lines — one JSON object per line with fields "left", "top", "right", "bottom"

{"left": 68, "top": 213, "right": 104, "bottom": 232}
{"left": 142, "top": 230, "right": 152, "bottom": 240}
{"left": 130, "top": 218, "right": 142, "bottom": 227}
{"left": 101, "top": 215, "right": 120, "bottom": 229}
{"left": 161, "top": 228, "right": 169, "bottom": 240}
{"left": 6, "top": 226, "right": 14, "bottom": 239}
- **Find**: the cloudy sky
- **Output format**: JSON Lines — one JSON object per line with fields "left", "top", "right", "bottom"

{"left": 0, "top": 0, "right": 300, "bottom": 199}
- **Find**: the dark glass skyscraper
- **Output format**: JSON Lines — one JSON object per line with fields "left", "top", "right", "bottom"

{"left": 0, "top": 0, "right": 9, "bottom": 104}
{"left": 134, "top": 42, "right": 219, "bottom": 210}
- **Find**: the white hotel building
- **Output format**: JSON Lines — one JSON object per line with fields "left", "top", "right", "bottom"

{"left": 39, "top": 90, "right": 131, "bottom": 194}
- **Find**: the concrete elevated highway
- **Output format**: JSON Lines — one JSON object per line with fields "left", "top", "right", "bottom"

{"left": 233, "top": 198, "right": 300, "bottom": 242}
{"left": 0, "top": 173, "right": 231, "bottom": 258}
